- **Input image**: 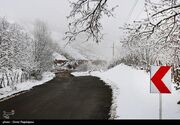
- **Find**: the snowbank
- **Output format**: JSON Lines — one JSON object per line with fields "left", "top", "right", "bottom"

{"left": 0, "top": 72, "right": 55, "bottom": 101}
{"left": 72, "top": 64, "right": 180, "bottom": 119}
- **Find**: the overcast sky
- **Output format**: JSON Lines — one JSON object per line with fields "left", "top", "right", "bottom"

{"left": 0, "top": 0, "right": 145, "bottom": 60}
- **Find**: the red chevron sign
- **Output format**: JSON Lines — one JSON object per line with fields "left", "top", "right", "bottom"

{"left": 150, "top": 66, "right": 171, "bottom": 94}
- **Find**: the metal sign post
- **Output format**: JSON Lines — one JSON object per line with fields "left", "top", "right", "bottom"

{"left": 150, "top": 66, "right": 172, "bottom": 120}
{"left": 159, "top": 94, "right": 162, "bottom": 120}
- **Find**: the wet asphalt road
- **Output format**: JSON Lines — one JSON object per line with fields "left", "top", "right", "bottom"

{"left": 0, "top": 76, "right": 112, "bottom": 120}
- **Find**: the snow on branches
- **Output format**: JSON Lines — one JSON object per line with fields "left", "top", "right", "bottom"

{"left": 65, "top": 0, "right": 118, "bottom": 43}
{"left": 121, "top": 0, "right": 180, "bottom": 68}
{"left": 0, "top": 18, "right": 56, "bottom": 89}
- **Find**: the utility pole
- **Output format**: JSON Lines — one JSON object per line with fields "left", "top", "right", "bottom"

{"left": 112, "top": 42, "right": 115, "bottom": 59}
{"left": 110, "top": 42, "right": 115, "bottom": 59}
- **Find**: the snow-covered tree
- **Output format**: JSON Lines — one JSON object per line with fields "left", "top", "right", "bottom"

{"left": 32, "top": 20, "right": 54, "bottom": 79}
{"left": 66, "top": 0, "right": 180, "bottom": 66}
{"left": 120, "top": 0, "right": 180, "bottom": 69}
{"left": 0, "top": 17, "right": 36, "bottom": 88}
{"left": 0, "top": 17, "right": 35, "bottom": 72}
{"left": 0, "top": 17, "right": 14, "bottom": 69}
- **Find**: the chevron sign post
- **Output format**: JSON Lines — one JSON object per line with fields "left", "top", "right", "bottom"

{"left": 150, "top": 66, "right": 172, "bottom": 94}
{"left": 150, "top": 66, "right": 172, "bottom": 119}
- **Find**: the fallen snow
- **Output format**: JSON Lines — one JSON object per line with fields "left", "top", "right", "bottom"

{"left": 0, "top": 72, "right": 55, "bottom": 101}
{"left": 52, "top": 52, "right": 67, "bottom": 60}
{"left": 71, "top": 71, "right": 91, "bottom": 76}
{"left": 71, "top": 64, "right": 180, "bottom": 119}
{"left": 59, "top": 43, "right": 88, "bottom": 60}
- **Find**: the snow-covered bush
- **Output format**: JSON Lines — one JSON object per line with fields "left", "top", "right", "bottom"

{"left": 0, "top": 69, "right": 29, "bottom": 89}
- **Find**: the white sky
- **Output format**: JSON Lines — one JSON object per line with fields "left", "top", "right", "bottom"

{"left": 0, "top": 0, "right": 146, "bottom": 60}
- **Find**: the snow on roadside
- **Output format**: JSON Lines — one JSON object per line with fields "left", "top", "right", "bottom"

{"left": 71, "top": 70, "right": 120, "bottom": 119}
{"left": 71, "top": 71, "right": 91, "bottom": 76}
{"left": 71, "top": 64, "right": 180, "bottom": 119}
{"left": 0, "top": 72, "right": 55, "bottom": 101}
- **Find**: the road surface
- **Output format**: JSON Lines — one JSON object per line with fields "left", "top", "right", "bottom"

{"left": 0, "top": 76, "right": 112, "bottom": 119}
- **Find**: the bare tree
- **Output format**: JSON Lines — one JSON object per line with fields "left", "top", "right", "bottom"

{"left": 65, "top": 0, "right": 117, "bottom": 43}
